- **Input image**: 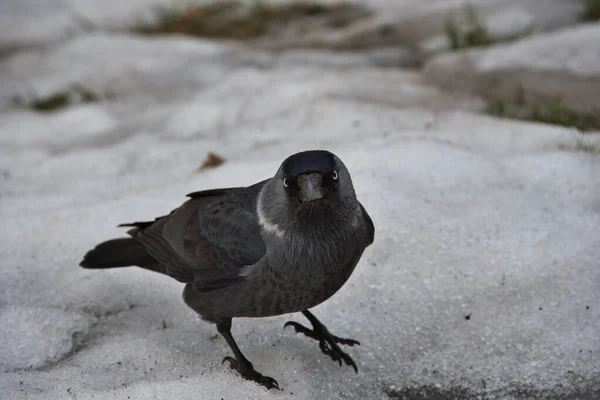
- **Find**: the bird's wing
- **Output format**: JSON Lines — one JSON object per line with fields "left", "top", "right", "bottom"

{"left": 122, "top": 182, "right": 268, "bottom": 292}
{"left": 359, "top": 201, "right": 375, "bottom": 245}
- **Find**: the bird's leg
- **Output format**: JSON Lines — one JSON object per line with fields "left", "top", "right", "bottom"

{"left": 217, "top": 320, "right": 280, "bottom": 390}
{"left": 284, "top": 310, "right": 360, "bottom": 373}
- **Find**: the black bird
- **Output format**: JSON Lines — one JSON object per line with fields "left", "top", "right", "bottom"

{"left": 80, "top": 150, "right": 375, "bottom": 390}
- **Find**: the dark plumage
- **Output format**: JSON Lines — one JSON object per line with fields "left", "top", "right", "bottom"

{"left": 80, "top": 150, "right": 374, "bottom": 389}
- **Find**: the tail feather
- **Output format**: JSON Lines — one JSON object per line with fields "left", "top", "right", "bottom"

{"left": 80, "top": 238, "right": 157, "bottom": 270}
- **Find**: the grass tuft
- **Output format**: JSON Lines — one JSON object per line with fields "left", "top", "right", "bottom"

{"left": 581, "top": 0, "right": 600, "bottom": 21}
{"left": 558, "top": 137, "right": 600, "bottom": 153}
{"left": 16, "top": 84, "right": 100, "bottom": 113}
{"left": 487, "top": 89, "right": 600, "bottom": 132}
{"left": 444, "top": 4, "right": 530, "bottom": 50}
{"left": 445, "top": 5, "right": 492, "bottom": 50}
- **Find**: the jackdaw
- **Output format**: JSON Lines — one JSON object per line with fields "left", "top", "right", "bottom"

{"left": 80, "top": 149, "right": 375, "bottom": 390}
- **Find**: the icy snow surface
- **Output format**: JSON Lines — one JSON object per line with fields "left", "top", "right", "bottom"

{"left": 0, "top": 33, "right": 599, "bottom": 400}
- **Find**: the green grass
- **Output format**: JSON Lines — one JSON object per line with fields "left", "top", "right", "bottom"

{"left": 558, "top": 137, "right": 600, "bottom": 153}
{"left": 487, "top": 95, "right": 600, "bottom": 132}
{"left": 574, "top": 138, "right": 600, "bottom": 153}
{"left": 581, "top": 0, "right": 600, "bottom": 21}
{"left": 444, "top": 4, "right": 530, "bottom": 50}
{"left": 445, "top": 5, "right": 493, "bottom": 50}
{"left": 134, "top": 1, "right": 371, "bottom": 40}
{"left": 16, "top": 84, "right": 100, "bottom": 113}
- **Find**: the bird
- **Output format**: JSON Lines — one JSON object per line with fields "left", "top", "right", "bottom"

{"left": 79, "top": 149, "right": 375, "bottom": 390}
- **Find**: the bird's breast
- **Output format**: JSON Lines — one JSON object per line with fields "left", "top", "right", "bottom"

{"left": 262, "top": 236, "right": 361, "bottom": 309}
{"left": 232, "top": 231, "right": 366, "bottom": 318}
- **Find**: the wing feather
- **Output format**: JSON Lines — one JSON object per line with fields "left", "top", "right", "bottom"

{"left": 123, "top": 182, "right": 268, "bottom": 291}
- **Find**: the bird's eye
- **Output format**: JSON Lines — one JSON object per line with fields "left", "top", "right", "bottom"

{"left": 283, "top": 178, "right": 288, "bottom": 188}
{"left": 332, "top": 170, "right": 338, "bottom": 180}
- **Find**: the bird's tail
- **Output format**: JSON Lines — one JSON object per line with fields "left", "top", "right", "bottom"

{"left": 80, "top": 238, "right": 155, "bottom": 269}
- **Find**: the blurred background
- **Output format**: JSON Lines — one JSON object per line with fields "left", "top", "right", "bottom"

{"left": 1, "top": 1, "right": 599, "bottom": 400}
{"left": 2, "top": 0, "right": 600, "bottom": 138}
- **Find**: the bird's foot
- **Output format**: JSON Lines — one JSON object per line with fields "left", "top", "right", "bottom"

{"left": 222, "top": 356, "right": 280, "bottom": 390}
{"left": 283, "top": 320, "right": 359, "bottom": 373}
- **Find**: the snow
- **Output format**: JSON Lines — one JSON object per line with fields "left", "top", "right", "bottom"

{"left": 0, "top": 0, "right": 225, "bottom": 53}
{"left": 0, "top": 106, "right": 116, "bottom": 150}
{"left": 0, "top": 33, "right": 236, "bottom": 110}
{"left": 1, "top": 23, "right": 599, "bottom": 400}
{"left": 476, "top": 23, "right": 600, "bottom": 78}
{"left": 0, "top": 306, "right": 93, "bottom": 372}
{"left": 281, "top": 0, "right": 582, "bottom": 54}
{"left": 423, "top": 22, "right": 600, "bottom": 115}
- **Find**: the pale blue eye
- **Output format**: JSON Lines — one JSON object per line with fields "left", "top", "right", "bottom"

{"left": 283, "top": 178, "right": 288, "bottom": 188}
{"left": 332, "top": 170, "right": 338, "bottom": 180}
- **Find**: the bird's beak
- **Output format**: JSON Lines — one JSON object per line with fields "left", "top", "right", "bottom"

{"left": 298, "top": 173, "right": 324, "bottom": 202}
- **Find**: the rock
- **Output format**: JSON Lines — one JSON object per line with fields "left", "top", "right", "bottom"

{"left": 423, "top": 23, "right": 600, "bottom": 115}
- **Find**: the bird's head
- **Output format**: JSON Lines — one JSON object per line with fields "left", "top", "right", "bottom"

{"left": 257, "top": 150, "right": 359, "bottom": 235}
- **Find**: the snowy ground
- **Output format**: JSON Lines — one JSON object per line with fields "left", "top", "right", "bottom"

{"left": 1, "top": 3, "right": 600, "bottom": 400}
{"left": 424, "top": 22, "right": 600, "bottom": 114}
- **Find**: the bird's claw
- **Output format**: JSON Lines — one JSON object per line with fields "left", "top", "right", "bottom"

{"left": 284, "top": 321, "right": 320, "bottom": 340}
{"left": 283, "top": 320, "right": 359, "bottom": 373}
{"left": 332, "top": 336, "right": 360, "bottom": 347}
{"left": 222, "top": 356, "right": 280, "bottom": 390}
{"left": 317, "top": 339, "right": 358, "bottom": 373}
{"left": 284, "top": 321, "right": 360, "bottom": 346}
